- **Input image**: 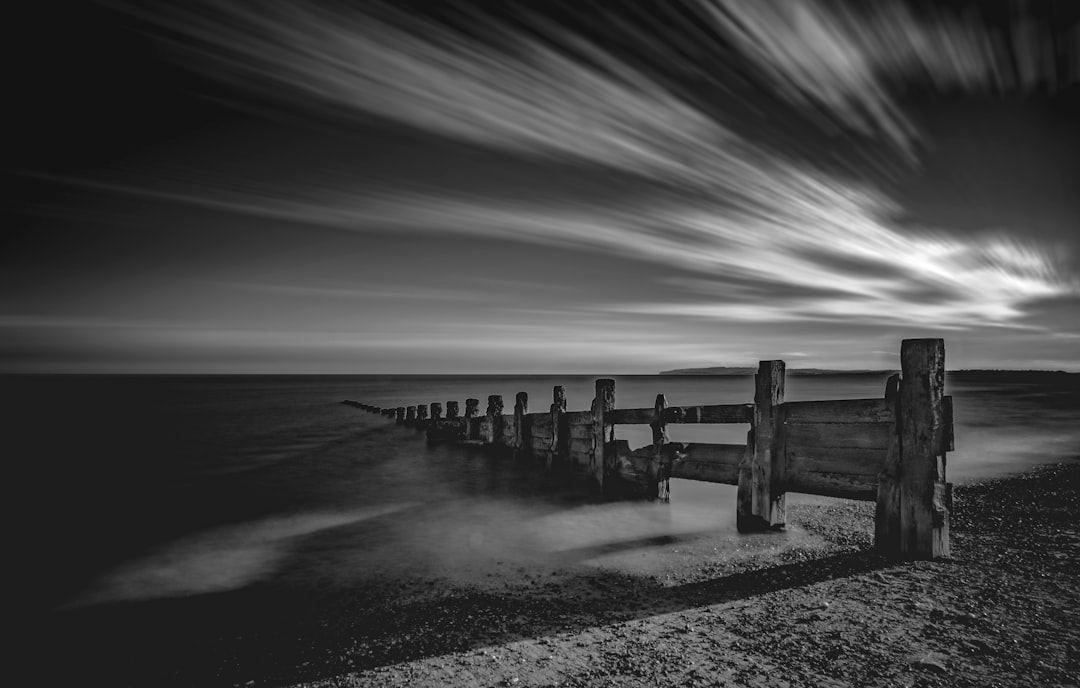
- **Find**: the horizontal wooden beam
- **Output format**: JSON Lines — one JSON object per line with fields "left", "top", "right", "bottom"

{"left": 781, "top": 398, "right": 892, "bottom": 424}
{"left": 670, "top": 443, "right": 744, "bottom": 484}
{"left": 566, "top": 410, "right": 591, "bottom": 424}
{"left": 527, "top": 413, "right": 553, "bottom": 430}
{"left": 605, "top": 404, "right": 753, "bottom": 425}
{"left": 787, "top": 446, "right": 887, "bottom": 477}
{"left": 568, "top": 437, "right": 593, "bottom": 460}
{"left": 602, "top": 407, "right": 654, "bottom": 424}
{"left": 784, "top": 421, "right": 892, "bottom": 451}
{"left": 786, "top": 469, "right": 877, "bottom": 501}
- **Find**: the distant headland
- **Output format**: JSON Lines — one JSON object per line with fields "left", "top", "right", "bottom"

{"left": 660, "top": 367, "right": 1075, "bottom": 377}
{"left": 659, "top": 366, "right": 894, "bottom": 376}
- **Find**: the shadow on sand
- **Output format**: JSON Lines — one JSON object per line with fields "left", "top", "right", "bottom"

{"left": 35, "top": 533, "right": 900, "bottom": 687}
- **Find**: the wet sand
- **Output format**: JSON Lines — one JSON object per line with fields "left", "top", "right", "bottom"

{"left": 33, "top": 460, "right": 1080, "bottom": 687}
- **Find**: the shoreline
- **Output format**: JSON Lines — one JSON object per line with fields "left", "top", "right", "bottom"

{"left": 37, "top": 459, "right": 1080, "bottom": 687}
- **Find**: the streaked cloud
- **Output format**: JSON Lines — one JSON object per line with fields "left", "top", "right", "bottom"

{"left": 7, "top": 1, "right": 1078, "bottom": 372}
{"left": 695, "top": 0, "right": 1077, "bottom": 155}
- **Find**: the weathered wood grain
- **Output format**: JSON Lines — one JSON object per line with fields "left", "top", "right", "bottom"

{"left": 786, "top": 470, "right": 877, "bottom": 501}
{"left": 592, "top": 379, "right": 615, "bottom": 489}
{"left": 670, "top": 443, "right": 743, "bottom": 485}
{"left": 568, "top": 437, "right": 593, "bottom": 466}
{"left": 874, "top": 374, "right": 902, "bottom": 549}
{"left": 514, "top": 392, "right": 529, "bottom": 452}
{"left": 782, "top": 398, "right": 892, "bottom": 424}
{"left": 897, "top": 338, "right": 949, "bottom": 559}
{"left": 606, "top": 404, "right": 753, "bottom": 425}
{"left": 786, "top": 446, "right": 887, "bottom": 477}
{"left": 651, "top": 394, "right": 670, "bottom": 501}
{"left": 784, "top": 421, "right": 892, "bottom": 451}
{"left": 529, "top": 413, "right": 553, "bottom": 432}
{"left": 568, "top": 423, "right": 593, "bottom": 440}
{"left": 738, "top": 360, "right": 785, "bottom": 531}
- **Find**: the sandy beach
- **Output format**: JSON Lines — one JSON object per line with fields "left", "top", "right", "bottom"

{"left": 38, "top": 459, "right": 1078, "bottom": 687}
{"left": 280, "top": 461, "right": 1080, "bottom": 688}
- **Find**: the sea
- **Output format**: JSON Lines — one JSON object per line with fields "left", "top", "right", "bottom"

{"left": 6, "top": 372, "right": 1078, "bottom": 682}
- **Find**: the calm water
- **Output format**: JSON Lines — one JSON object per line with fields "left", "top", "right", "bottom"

{"left": 7, "top": 372, "right": 1078, "bottom": 619}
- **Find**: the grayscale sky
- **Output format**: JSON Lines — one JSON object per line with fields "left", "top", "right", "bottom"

{"left": 5, "top": 0, "right": 1079, "bottom": 373}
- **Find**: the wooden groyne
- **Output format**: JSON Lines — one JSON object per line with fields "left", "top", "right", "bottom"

{"left": 343, "top": 338, "right": 954, "bottom": 559}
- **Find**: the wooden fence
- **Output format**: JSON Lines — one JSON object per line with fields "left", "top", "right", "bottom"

{"left": 344, "top": 338, "right": 953, "bottom": 559}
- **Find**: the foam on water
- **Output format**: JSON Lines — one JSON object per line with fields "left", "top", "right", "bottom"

{"left": 6, "top": 372, "right": 1076, "bottom": 613}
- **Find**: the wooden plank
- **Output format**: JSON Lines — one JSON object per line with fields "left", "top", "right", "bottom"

{"left": 784, "top": 421, "right": 892, "bottom": 451}
{"left": 613, "top": 440, "right": 650, "bottom": 487}
{"left": 605, "top": 407, "right": 654, "bottom": 425}
{"left": 739, "top": 361, "right": 785, "bottom": 531}
{"left": 530, "top": 427, "right": 555, "bottom": 443}
{"left": 568, "top": 437, "right": 593, "bottom": 460}
{"left": 565, "top": 410, "right": 591, "bottom": 424}
{"left": 787, "top": 470, "right": 877, "bottom": 501}
{"left": 530, "top": 437, "right": 551, "bottom": 454}
{"left": 528, "top": 413, "right": 553, "bottom": 432}
{"left": 875, "top": 374, "right": 902, "bottom": 552}
{"left": 550, "top": 386, "right": 567, "bottom": 471}
{"left": 514, "top": 392, "right": 528, "bottom": 452}
{"left": 593, "top": 379, "right": 615, "bottom": 489}
{"left": 679, "top": 442, "right": 746, "bottom": 465}
{"left": 568, "top": 423, "right": 592, "bottom": 440}
{"left": 671, "top": 460, "right": 740, "bottom": 485}
{"left": 786, "top": 447, "right": 887, "bottom": 477}
{"left": 651, "top": 394, "right": 670, "bottom": 501}
{"left": 607, "top": 404, "right": 753, "bottom": 425}
{"left": 670, "top": 443, "right": 743, "bottom": 485}
{"left": 464, "top": 398, "right": 480, "bottom": 419}
{"left": 938, "top": 395, "right": 954, "bottom": 453}
{"left": 782, "top": 398, "right": 892, "bottom": 424}
{"left": 897, "top": 338, "right": 949, "bottom": 559}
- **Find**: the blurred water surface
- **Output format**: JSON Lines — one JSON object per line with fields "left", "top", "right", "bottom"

{"left": 6, "top": 372, "right": 1077, "bottom": 613}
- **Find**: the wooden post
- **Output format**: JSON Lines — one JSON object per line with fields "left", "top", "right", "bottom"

{"left": 395, "top": 407, "right": 405, "bottom": 423}
{"left": 514, "top": 392, "right": 529, "bottom": 455}
{"left": 415, "top": 404, "right": 428, "bottom": 427}
{"left": 446, "top": 401, "right": 460, "bottom": 419}
{"left": 592, "top": 379, "right": 615, "bottom": 489}
{"left": 482, "top": 395, "right": 504, "bottom": 445}
{"left": 465, "top": 398, "right": 480, "bottom": 440}
{"left": 894, "top": 338, "right": 949, "bottom": 558}
{"left": 875, "top": 374, "right": 902, "bottom": 550}
{"left": 650, "top": 393, "right": 671, "bottom": 501}
{"left": 738, "top": 360, "right": 785, "bottom": 532}
{"left": 549, "top": 386, "right": 567, "bottom": 470}
{"left": 430, "top": 402, "right": 443, "bottom": 422}
{"left": 406, "top": 405, "right": 417, "bottom": 425}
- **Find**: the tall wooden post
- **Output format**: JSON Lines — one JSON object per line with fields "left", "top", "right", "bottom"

{"left": 395, "top": 407, "right": 406, "bottom": 423}
{"left": 738, "top": 360, "right": 785, "bottom": 532}
{"left": 430, "top": 402, "right": 443, "bottom": 422}
{"left": 465, "top": 398, "right": 480, "bottom": 440}
{"left": 885, "top": 338, "right": 949, "bottom": 559}
{"left": 464, "top": 398, "right": 479, "bottom": 419}
{"left": 446, "top": 401, "right": 459, "bottom": 419}
{"left": 514, "top": 392, "right": 529, "bottom": 455}
{"left": 875, "top": 374, "right": 902, "bottom": 550}
{"left": 406, "top": 405, "right": 417, "bottom": 425}
{"left": 482, "top": 395, "right": 504, "bottom": 445}
{"left": 415, "top": 404, "right": 428, "bottom": 427}
{"left": 650, "top": 393, "right": 671, "bottom": 501}
{"left": 592, "top": 379, "right": 615, "bottom": 489}
{"left": 549, "top": 386, "right": 567, "bottom": 470}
